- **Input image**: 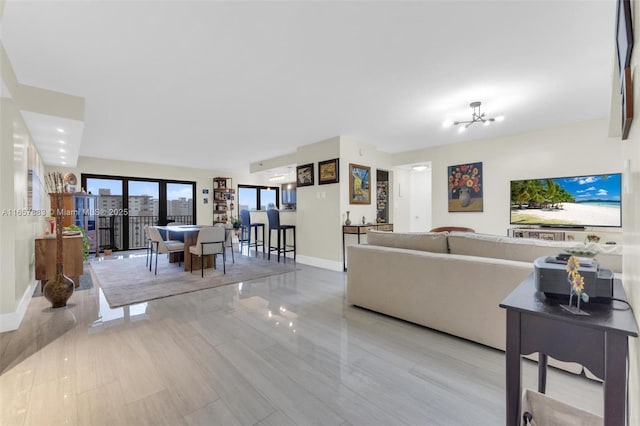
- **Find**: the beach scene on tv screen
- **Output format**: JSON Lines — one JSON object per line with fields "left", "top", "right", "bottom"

{"left": 510, "top": 174, "right": 621, "bottom": 227}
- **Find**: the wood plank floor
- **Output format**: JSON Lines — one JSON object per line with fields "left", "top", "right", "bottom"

{"left": 1, "top": 251, "right": 603, "bottom": 425}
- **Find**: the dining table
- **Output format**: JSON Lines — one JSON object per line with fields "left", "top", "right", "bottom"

{"left": 154, "top": 225, "right": 216, "bottom": 272}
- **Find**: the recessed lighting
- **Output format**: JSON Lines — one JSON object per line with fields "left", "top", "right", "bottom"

{"left": 56, "top": 128, "right": 65, "bottom": 133}
{"left": 442, "top": 120, "right": 453, "bottom": 128}
{"left": 59, "top": 140, "right": 66, "bottom": 144}
{"left": 61, "top": 161, "right": 66, "bottom": 165}
{"left": 495, "top": 116, "right": 505, "bottom": 122}
{"left": 59, "top": 148, "right": 66, "bottom": 153}
{"left": 458, "top": 126, "right": 466, "bottom": 133}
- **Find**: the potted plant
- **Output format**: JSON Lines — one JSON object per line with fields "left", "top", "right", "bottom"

{"left": 231, "top": 216, "right": 241, "bottom": 229}
{"left": 63, "top": 224, "right": 90, "bottom": 261}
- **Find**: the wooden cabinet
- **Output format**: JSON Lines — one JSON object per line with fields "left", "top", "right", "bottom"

{"left": 35, "top": 235, "right": 84, "bottom": 288}
{"left": 213, "top": 177, "right": 234, "bottom": 224}
{"left": 53, "top": 193, "right": 75, "bottom": 227}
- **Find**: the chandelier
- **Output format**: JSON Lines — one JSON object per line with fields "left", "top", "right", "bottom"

{"left": 443, "top": 101, "right": 504, "bottom": 132}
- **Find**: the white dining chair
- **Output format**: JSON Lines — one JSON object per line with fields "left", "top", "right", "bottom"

{"left": 147, "top": 226, "right": 185, "bottom": 275}
{"left": 214, "top": 223, "right": 235, "bottom": 264}
{"left": 189, "top": 226, "right": 226, "bottom": 277}
{"left": 144, "top": 225, "right": 151, "bottom": 267}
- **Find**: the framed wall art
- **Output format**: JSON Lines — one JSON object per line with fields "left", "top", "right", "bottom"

{"left": 448, "top": 162, "right": 483, "bottom": 212}
{"left": 296, "top": 163, "right": 314, "bottom": 187}
{"left": 616, "top": 0, "right": 634, "bottom": 90}
{"left": 349, "top": 163, "right": 371, "bottom": 204}
{"left": 318, "top": 158, "right": 339, "bottom": 185}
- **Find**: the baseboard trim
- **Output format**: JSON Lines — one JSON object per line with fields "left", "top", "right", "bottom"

{"left": 0, "top": 279, "right": 37, "bottom": 333}
{"left": 295, "top": 255, "right": 343, "bottom": 272}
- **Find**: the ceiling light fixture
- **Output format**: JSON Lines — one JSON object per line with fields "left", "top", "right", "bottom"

{"left": 56, "top": 128, "right": 65, "bottom": 133}
{"left": 443, "top": 101, "right": 504, "bottom": 131}
{"left": 59, "top": 140, "right": 66, "bottom": 144}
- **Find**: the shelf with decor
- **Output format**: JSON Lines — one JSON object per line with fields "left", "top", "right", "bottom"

{"left": 376, "top": 169, "right": 390, "bottom": 223}
{"left": 212, "top": 177, "right": 234, "bottom": 224}
{"left": 508, "top": 227, "right": 623, "bottom": 245}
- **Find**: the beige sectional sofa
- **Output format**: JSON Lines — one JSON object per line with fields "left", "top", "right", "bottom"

{"left": 346, "top": 231, "right": 621, "bottom": 370}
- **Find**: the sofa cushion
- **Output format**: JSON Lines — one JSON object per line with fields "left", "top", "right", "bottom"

{"left": 366, "top": 230, "right": 448, "bottom": 253}
{"left": 446, "top": 231, "right": 622, "bottom": 272}
{"left": 447, "top": 232, "right": 581, "bottom": 263}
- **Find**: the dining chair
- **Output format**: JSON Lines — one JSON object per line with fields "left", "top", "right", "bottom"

{"left": 189, "top": 226, "right": 226, "bottom": 277}
{"left": 144, "top": 225, "right": 151, "bottom": 267}
{"left": 214, "top": 223, "right": 235, "bottom": 264}
{"left": 147, "top": 226, "right": 185, "bottom": 275}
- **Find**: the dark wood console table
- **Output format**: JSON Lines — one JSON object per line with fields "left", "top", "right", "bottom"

{"left": 500, "top": 274, "right": 637, "bottom": 425}
{"left": 342, "top": 223, "right": 393, "bottom": 271}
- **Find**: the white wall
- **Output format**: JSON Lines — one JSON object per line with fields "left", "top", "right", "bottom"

{"left": 0, "top": 97, "right": 42, "bottom": 329}
{"left": 392, "top": 118, "right": 623, "bottom": 236}
{"left": 339, "top": 138, "right": 394, "bottom": 227}
{"left": 295, "top": 137, "right": 341, "bottom": 267}
{"left": 251, "top": 136, "right": 397, "bottom": 270}
{"left": 622, "top": 2, "right": 640, "bottom": 423}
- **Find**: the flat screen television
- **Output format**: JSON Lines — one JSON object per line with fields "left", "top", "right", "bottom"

{"left": 510, "top": 173, "right": 622, "bottom": 228}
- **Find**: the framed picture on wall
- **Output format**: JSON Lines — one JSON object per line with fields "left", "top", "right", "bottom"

{"left": 616, "top": 0, "right": 634, "bottom": 91}
{"left": 349, "top": 163, "right": 371, "bottom": 204}
{"left": 296, "top": 163, "right": 314, "bottom": 187}
{"left": 448, "top": 162, "right": 483, "bottom": 212}
{"left": 318, "top": 158, "right": 339, "bottom": 185}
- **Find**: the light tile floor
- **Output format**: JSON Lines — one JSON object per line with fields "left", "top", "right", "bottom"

{"left": 1, "top": 251, "right": 603, "bottom": 425}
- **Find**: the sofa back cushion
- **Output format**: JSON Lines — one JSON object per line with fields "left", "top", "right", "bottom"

{"left": 447, "top": 232, "right": 579, "bottom": 263}
{"left": 366, "top": 230, "right": 448, "bottom": 253}
{"left": 449, "top": 232, "right": 623, "bottom": 272}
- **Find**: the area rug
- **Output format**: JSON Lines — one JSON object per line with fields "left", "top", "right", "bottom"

{"left": 90, "top": 254, "right": 298, "bottom": 308}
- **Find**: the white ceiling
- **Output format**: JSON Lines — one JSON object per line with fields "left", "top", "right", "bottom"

{"left": 1, "top": 1, "right": 617, "bottom": 172}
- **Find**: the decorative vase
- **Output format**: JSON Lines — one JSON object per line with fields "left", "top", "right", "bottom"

{"left": 362, "top": 216, "right": 366, "bottom": 225}
{"left": 459, "top": 187, "right": 471, "bottom": 207}
{"left": 345, "top": 211, "right": 351, "bottom": 226}
{"left": 43, "top": 265, "right": 74, "bottom": 308}
{"left": 44, "top": 192, "right": 74, "bottom": 308}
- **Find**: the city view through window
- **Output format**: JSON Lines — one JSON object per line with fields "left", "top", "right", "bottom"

{"left": 85, "top": 177, "right": 194, "bottom": 250}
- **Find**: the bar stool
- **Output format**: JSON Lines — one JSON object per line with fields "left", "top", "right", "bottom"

{"left": 266, "top": 209, "right": 296, "bottom": 263}
{"left": 239, "top": 209, "right": 265, "bottom": 256}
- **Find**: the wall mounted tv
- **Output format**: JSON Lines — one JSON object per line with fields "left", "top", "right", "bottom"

{"left": 510, "top": 173, "right": 622, "bottom": 228}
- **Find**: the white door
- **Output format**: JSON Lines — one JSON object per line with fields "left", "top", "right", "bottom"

{"left": 409, "top": 167, "right": 431, "bottom": 232}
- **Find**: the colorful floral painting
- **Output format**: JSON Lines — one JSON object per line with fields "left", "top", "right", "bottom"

{"left": 448, "top": 162, "right": 483, "bottom": 212}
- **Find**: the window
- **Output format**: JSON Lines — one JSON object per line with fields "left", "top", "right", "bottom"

{"left": 82, "top": 174, "right": 195, "bottom": 250}
{"left": 237, "top": 185, "right": 279, "bottom": 215}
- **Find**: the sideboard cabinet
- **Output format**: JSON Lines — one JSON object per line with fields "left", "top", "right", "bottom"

{"left": 35, "top": 235, "right": 84, "bottom": 289}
